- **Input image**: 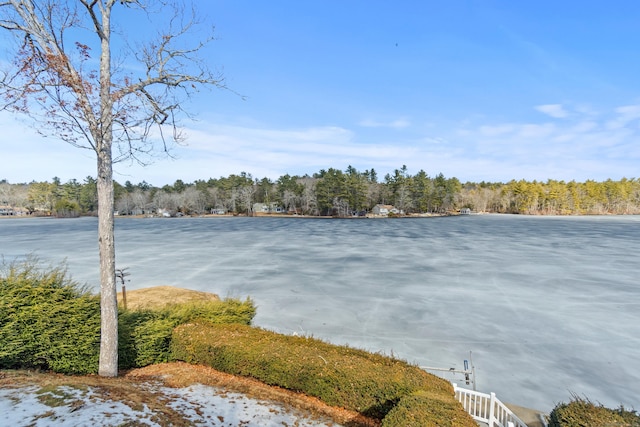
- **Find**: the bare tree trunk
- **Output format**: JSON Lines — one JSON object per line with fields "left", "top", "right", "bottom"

{"left": 97, "top": 150, "right": 118, "bottom": 377}
{"left": 97, "top": 6, "right": 118, "bottom": 377}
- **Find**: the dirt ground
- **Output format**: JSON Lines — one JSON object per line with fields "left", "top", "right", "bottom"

{"left": 117, "top": 285, "right": 220, "bottom": 310}
{"left": 0, "top": 363, "right": 379, "bottom": 427}
{"left": 131, "top": 362, "right": 380, "bottom": 426}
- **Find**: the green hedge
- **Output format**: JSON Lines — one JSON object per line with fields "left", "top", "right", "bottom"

{"left": 381, "top": 391, "right": 478, "bottom": 427}
{"left": 119, "top": 299, "right": 255, "bottom": 368}
{"left": 170, "top": 322, "right": 476, "bottom": 424}
{"left": 0, "top": 260, "right": 100, "bottom": 374}
{"left": 1, "top": 259, "right": 256, "bottom": 374}
{"left": 549, "top": 397, "right": 640, "bottom": 427}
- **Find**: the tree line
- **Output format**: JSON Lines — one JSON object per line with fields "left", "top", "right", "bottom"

{"left": 2, "top": 167, "right": 640, "bottom": 217}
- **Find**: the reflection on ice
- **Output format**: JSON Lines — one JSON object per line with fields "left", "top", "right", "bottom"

{"left": 1, "top": 214, "right": 639, "bottom": 412}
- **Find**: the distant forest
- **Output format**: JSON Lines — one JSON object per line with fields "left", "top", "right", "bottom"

{"left": 2, "top": 166, "right": 640, "bottom": 217}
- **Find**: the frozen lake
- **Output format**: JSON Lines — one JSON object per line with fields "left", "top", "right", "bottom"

{"left": 1, "top": 214, "right": 639, "bottom": 412}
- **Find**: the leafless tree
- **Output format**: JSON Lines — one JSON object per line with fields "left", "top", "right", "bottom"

{"left": 0, "top": 181, "right": 12, "bottom": 206}
{"left": 208, "top": 187, "right": 222, "bottom": 211}
{"left": 238, "top": 185, "right": 255, "bottom": 216}
{"left": 0, "top": 0, "right": 228, "bottom": 376}
{"left": 298, "top": 178, "right": 319, "bottom": 215}
{"left": 9, "top": 183, "right": 29, "bottom": 212}
{"left": 224, "top": 190, "right": 235, "bottom": 213}
{"left": 332, "top": 197, "right": 349, "bottom": 217}
{"left": 300, "top": 180, "right": 318, "bottom": 215}
{"left": 115, "top": 191, "right": 132, "bottom": 215}
{"left": 153, "top": 190, "right": 179, "bottom": 214}
{"left": 282, "top": 189, "right": 298, "bottom": 213}
{"left": 130, "top": 188, "right": 149, "bottom": 214}
{"left": 180, "top": 186, "right": 206, "bottom": 214}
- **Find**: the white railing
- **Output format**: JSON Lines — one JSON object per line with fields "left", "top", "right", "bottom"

{"left": 453, "top": 383, "right": 528, "bottom": 427}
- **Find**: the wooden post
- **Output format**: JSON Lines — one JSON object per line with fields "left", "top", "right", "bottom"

{"left": 469, "top": 351, "right": 477, "bottom": 391}
{"left": 489, "top": 392, "right": 496, "bottom": 426}
{"left": 115, "top": 268, "right": 130, "bottom": 310}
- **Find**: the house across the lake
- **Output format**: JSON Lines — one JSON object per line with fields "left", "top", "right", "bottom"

{"left": 253, "top": 203, "right": 285, "bottom": 214}
{"left": 372, "top": 204, "right": 400, "bottom": 216}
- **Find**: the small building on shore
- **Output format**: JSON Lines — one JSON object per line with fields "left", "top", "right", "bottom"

{"left": 253, "top": 203, "right": 285, "bottom": 214}
{"left": 372, "top": 204, "right": 400, "bottom": 216}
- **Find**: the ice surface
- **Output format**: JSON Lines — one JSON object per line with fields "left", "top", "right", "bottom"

{"left": 1, "top": 214, "right": 639, "bottom": 412}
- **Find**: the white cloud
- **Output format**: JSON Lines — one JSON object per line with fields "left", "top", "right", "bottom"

{"left": 535, "top": 104, "right": 569, "bottom": 119}
{"left": 606, "top": 104, "right": 640, "bottom": 129}
{"left": 358, "top": 117, "right": 411, "bottom": 129}
{"left": 615, "top": 104, "right": 640, "bottom": 117}
{"left": 574, "top": 104, "right": 598, "bottom": 117}
{"left": 478, "top": 124, "right": 516, "bottom": 137}
{"left": 448, "top": 104, "right": 640, "bottom": 182}
{"left": 517, "top": 123, "right": 555, "bottom": 139}
{"left": 186, "top": 124, "right": 358, "bottom": 159}
{"left": 421, "top": 137, "right": 448, "bottom": 145}
{"left": 0, "top": 113, "right": 96, "bottom": 183}
{"left": 128, "top": 122, "right": 423, "bottom": 182}
{"left": 571, "top": 121, "right": 598, "bottom": 133}
{"left": 2, "top": 101, "right": 639, "bottom": 186}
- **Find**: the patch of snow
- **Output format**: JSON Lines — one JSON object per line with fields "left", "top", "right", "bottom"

{"left": 0, "top": 385, "right": 158, "bottom": 427}
{"left": 0, "top": 384, "right": 341, "bottom": 427}
{"left": 159, "top": 383, "right": 338, "bottom": 426}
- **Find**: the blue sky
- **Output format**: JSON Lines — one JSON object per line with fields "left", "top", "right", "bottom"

{"left": 1, "top": 0, "right": 640, "bottom": 186}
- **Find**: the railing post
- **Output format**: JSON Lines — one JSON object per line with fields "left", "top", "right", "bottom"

{"left": 489, "top": 392, "right": 496, "bottom": 426}
{"left": 453, "top": 384, "right": 530, "bottom": 427}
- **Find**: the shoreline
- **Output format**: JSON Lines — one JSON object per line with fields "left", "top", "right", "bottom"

{"left": 3, "top": 210, "right": 638, "bottom": 221}
{"left": 0, "top": 212, "right": 454, "bottom": 220}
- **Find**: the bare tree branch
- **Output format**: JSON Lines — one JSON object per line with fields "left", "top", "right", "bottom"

{"left": 2, "top": 0, "right": 231, "bottom": 163}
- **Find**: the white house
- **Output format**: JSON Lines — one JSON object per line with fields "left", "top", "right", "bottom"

{"left": 372, "top": 204, "right": 398, "bottom": 216}
{"left": 252, "top": 203, "right": 285, "bottom": 214}
{"left": 157, "top": 208, "right": 172, "bottom": 217}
